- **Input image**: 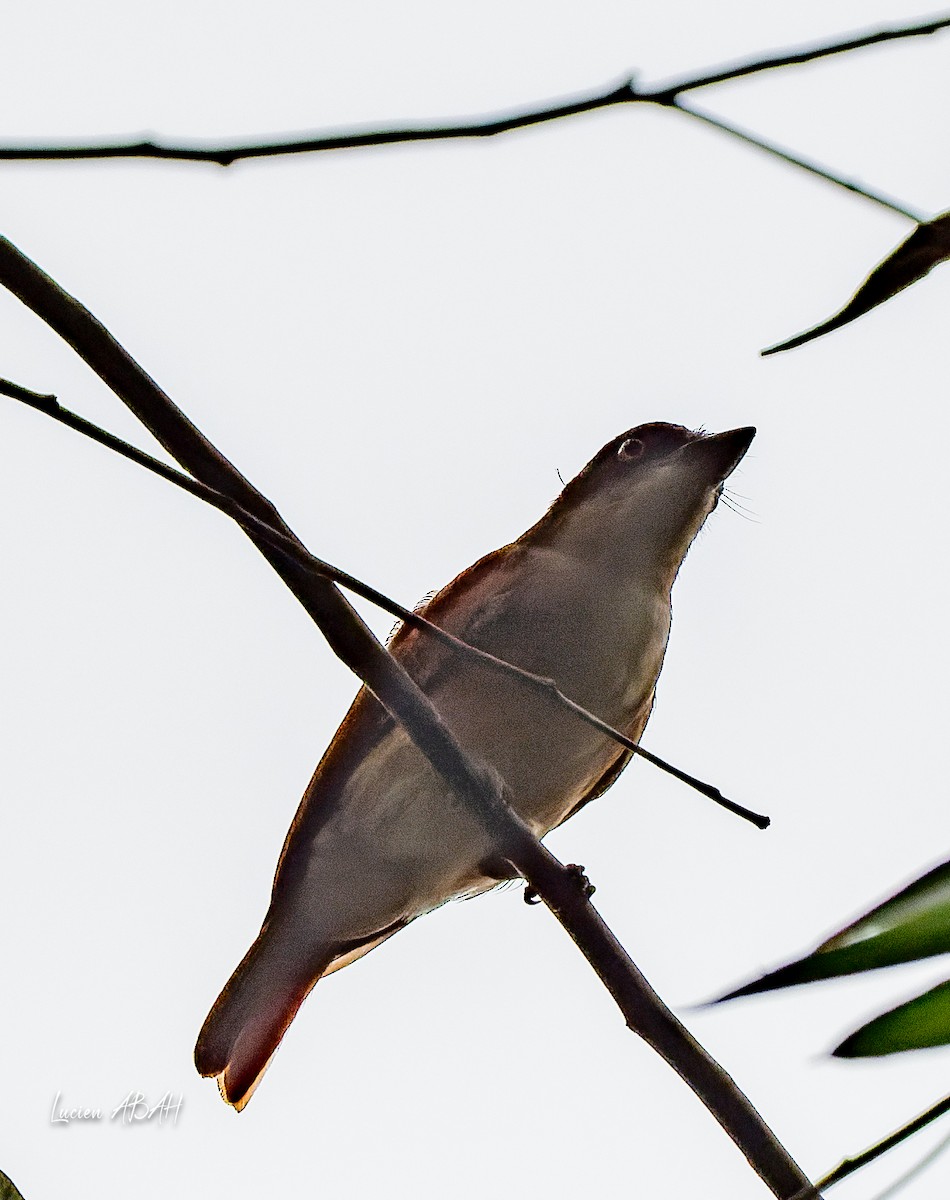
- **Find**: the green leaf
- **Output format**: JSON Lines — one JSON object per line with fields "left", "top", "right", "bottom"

{"left": 0, "top": 1168, "right": 27, "bottom": 1200}
{"left": 834, "top": 979, "right": 950, "bottom": 1057}
{"left": 761, "top": 209, "right": 950, "bottom": 355}
{"left": 718, "top": 858, "right": 950, "bottom": 1000}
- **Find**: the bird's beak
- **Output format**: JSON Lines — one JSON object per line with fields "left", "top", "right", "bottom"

{"left": 683, "top": 426, "right": 755, "bottom": 482}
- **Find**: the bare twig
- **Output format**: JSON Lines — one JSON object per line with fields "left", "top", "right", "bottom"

{"left": 646, "top": 13, "right": 950, "bottom": 101}
{"left": 814, "top": 1092, "right": 950, "bottom": 1192}
{"left": 0, "top": 80, "right": 635, "bottom": 165}
{"left": 866, "top": 1130, "right": 950, "bottom": 1200}
{"left": 0, "top": 374, "right": 769, "bottom": 831}
{"left": 673, "top": 100, "right": 926, "bottom": 222}
{"left": 0, "top": 13, "right": 946, "bottom": 168}
{"left": 0, "top": 233, "right": 813, "bottom": 1197}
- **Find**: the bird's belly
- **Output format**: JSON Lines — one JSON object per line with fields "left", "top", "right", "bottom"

{"left": 293, "top": 587, "right": 670, "bottom": 942}
{"left": 438, "top": 670, "right": 648, "bottom": 835}
{"left": 298, "top": 679, "right": 651, "bottom": 942}
{"left": 440, "top": 583, "right": 671, "bottom": 831}
{"left": 299, "top": 729, "right": 500, "bottom": 940}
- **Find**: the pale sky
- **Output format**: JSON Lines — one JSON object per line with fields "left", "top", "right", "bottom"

{"left": 2, "top": 3, "right": 950, "bottom": 1198}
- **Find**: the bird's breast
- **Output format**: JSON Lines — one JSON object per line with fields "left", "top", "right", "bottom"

{"left": 428, "top": 566, "right": 674, "bottom": 835}
{"left": 283, "top": 553, "right": 674, "bottom": 937}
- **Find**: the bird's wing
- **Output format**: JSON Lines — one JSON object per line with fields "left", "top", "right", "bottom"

{"left": 556, "top": 748, "right": 633, "bottom": 826}
{"left": 271, "top": 540, "right": 544, "bottom": 911}
{"left": 269, "top": 546, "right": 516, "bottom": 896}
{"left": 269, "top": 686, "right": 395, "bottom": 898}
{"left": 553, "top": 690, "right": 655, "bottom": 827}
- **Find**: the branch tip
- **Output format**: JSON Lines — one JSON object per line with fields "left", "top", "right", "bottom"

{"left": 0, "top": 376, "right": 60, "bottom": 413}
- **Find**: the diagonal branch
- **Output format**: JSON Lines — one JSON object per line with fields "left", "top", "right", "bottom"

{"left": 0, "top": 374, "right": 769, "bottom": 831}
{"left": 0, "top": 233, "right": 814, "bottom": 1198}
{"left": 646, "top": 13, "right": 950, "bottom": 101}
{"left": 863, "top": 1131, "right": 950, "bottom": 1199}
{"left": 814, "top": 1091, "right": 950, "bottom": 1192}
{"left": 0, "top": 14, "right": 946, "bottom": 167}
{"left": 673, "top": 101, "right": 927, "bottom": 222}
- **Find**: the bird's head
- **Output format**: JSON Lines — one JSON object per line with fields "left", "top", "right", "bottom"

{"left": 528, "top": 423, "right": 755, "bottom": 584}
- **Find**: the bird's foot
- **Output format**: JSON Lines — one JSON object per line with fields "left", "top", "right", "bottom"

{"left": 565, "top": 863, "right": 596, "bottom": 899}
{"left": 523, "top": 863, "right": 596, "bottom": 906}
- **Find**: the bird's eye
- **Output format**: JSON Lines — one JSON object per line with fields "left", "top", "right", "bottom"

{"left": 617, "top": 437, "right": 644, "bottom": 461}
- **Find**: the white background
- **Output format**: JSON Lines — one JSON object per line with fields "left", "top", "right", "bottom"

{"left": 2, "top": 3, "right": 950, "bottom": 1197}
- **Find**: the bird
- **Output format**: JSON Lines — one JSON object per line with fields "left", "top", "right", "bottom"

{"left": 195, "top": 420, "right": 755, "bottom": 1109}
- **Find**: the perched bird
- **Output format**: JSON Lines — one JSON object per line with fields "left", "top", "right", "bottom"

{"left": 196, "top": 421, "right": 754, "bottom": 1109}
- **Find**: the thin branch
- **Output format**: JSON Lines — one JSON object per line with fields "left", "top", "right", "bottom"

{"left": 647, "top": 13, "right": 950, "bottom": 101}
{"left": 814, "top": 1092, "right": 950, "bottom": 1192}
{"left": 673, "top": 100, "right": 927, "bottom": 222}
{"left": 866, "top": 1130, "right": 950, "bottom": 1200}
{"left": 0, "top": 82, "right": 635, "bottom": 165}
{"left": 0, "top": 13, "right": 946, "bottom": 165}
{"left": 0, "top": 234, "right": 813, "bottom": 1198}
{"left": 0, "top": 375, "right": 769, "bottom": 831}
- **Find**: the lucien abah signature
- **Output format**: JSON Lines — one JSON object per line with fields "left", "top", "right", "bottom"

{"left": 50, "top": 1091, "right": 183, "bottom": 1126}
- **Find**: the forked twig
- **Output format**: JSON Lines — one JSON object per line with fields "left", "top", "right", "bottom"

{"left": 0, "top": 13, "right": 945, "bottom": 220}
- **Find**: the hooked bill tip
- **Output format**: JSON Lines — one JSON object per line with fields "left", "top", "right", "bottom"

{"left": 683, "top": 426, "right": 755, "bottom": 479}
{"left": 708, "top": 425, "right": 756, "bottom": 449}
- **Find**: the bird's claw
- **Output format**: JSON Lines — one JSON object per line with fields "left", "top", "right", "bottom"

{"left": 566, "top": 863, "right": 596, "bottom": 898}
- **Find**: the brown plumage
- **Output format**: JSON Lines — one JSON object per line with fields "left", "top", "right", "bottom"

{"left": 195, "top": 422, "right": 754, "bottom": 1109}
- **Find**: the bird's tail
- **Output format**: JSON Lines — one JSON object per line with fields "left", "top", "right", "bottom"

{"left": 195, "top": 927, "right": 333, "bottom": 1111}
